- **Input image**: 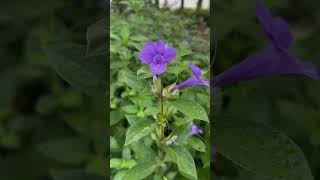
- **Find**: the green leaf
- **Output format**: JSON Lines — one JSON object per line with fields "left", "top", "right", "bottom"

{"left": 125, "top": 115, "right": 145, "bottom": 125}
{"left": 137, "top": 66, "right": 153, "bottom": 79}
{"left": 122, "top": 161, "right": 158, "bottom": 180}
{"left": 86, "top": 18, "right": 108, "bottom": 55}
{"left": 124, "top": 120, "right": 156, "bottom": 146}
{"left": 113, "top": 171, "right": 126, "bottom": 180}
{"left": 38, "top": 138, "right": 91, "bottom": 164}
{"left": 44, "top": 43, "right": 106, "bottom": 97}
{"left": 126, "top": 74, "right": 151, "bottom": 95}
{"left": 170, "top": 98, "right": 208, "bottom": 122}
{"left": 187, "top": 137, "right": 206, "bottom": 152}
{"left": 122, "top": 105, "right": 139, "bottom": 114}
{"left": 110, "top": 136, "right": 120, "bottom": 151}
{"left": 166, "top": 146, "right": 197, "bottom": 180}
{"left": 130, "top": 141, "right": 157, "bottom": 163}
{"left": 110, "top": 158, "right": 122, "bottom": 168}
{"left": 110, "top": 110, "right": 125, "bottom": 126}
{"left": 213, "top": 118, "right": 313, "bottom": 180}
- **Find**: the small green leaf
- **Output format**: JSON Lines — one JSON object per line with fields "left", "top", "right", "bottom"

{"left": 171, "top": 98, "right": 208, "bottom": 122}
{"left": 122, "top": 105, "right": 139, "bottom": 114}
{"left": 110, "top": 158, "right": 122, "bottom": 168}
{"left": 187, "top": 137, "right": 206, "bottom": 152}
{"left": 124, "top": 120, "right": 156, "bottom": 146}
{"left": 166, "top": 146, "right": 197, "bottom": 180}
{"left": 122, "top": 161, "right": 158, "bottom": 180}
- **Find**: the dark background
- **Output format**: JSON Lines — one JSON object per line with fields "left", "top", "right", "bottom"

{"left": 212, "top": 0, "right": 320, "bottom": 179}
{"left": 0, "top": 0, "right": 107, "bottom": 180}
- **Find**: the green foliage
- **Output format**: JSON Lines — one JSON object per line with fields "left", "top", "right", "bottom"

{"left": 0, "top": 0, "right": 106, "bottom": 179}
{"left": 110, "top": 0, "right": 210, "bottom": 179}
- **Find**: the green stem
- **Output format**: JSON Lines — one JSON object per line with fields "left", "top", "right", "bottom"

{"left": 157, "top": 75, "right": 165, "bottom": 177}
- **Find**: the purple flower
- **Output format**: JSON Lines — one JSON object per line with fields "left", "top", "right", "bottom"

{"left": 173, "top": 63, "right": 209, "bottom": 90}
{"left": 139, "top": 40, "right": 177, "bottom": 76}
{"left": 166, "top": 140, "right": 173, "bottom": 146}
{"left": 211, "top": 2, "right": 320, "bottom": 87}
{"left": 188, "top": 37, "right": 193, "bottom": 44}
{"left": 190, "top": 122, "right": 203, "bottom": 136}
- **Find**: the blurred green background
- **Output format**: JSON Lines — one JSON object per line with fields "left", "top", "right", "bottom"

{"left": 0, "top": 0, "right": 107, "bottom": 180}
{"left": 213, "top": 0, "right": 320, "bottom": 179}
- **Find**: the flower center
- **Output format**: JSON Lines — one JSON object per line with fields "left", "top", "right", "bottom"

{"left": 153, "top": 55, "right": 164, "bottom": 66}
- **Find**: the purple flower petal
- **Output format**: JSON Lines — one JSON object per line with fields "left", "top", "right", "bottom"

{"left": 156, "top": 40, "right": 166, "bottom": 54}
{"left": 256, "top": 2, "right": 293, "bottom": 49}
{"left": 189, "top": 63, "right": 202, "bottom": 78}
{"left": 150, "top": 62, "right": 167, "bottom": 75}
{"left": 163, "top": 46, "right": 177, "bottom": 62}
{"left": 173, "top": 77, "right": 209, "bottom": 90}
{"left": 190, "top": 123, "right": 203, "bottom": 136}
{"left": 212, "top": 47, "right": 320, "bottom": 87}
{"left": 139, "top": 41, "right": 156, "bottom": 64}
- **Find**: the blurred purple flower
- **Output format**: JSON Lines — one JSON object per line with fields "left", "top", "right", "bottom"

{"left": 166, "top": 140, "right": 173, "bottom": 146}
{"left": 211, "top": 2, "right": 320, "bottom": 87}
{"left": 173, "top": 63, "right": 209, "bottom": 90}
{"left": 179, "top": 37, "right": 193, "bottom": 44}
{"left": 190, "top": 122, "right": 203, "bottom": 136}
{"left": 139, "top": 40, "right": 177, "bottom": 76}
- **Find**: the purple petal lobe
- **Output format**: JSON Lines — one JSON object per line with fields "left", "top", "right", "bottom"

{"left": 173, "top": 77, "right": 209, "bottom": 90}
{"left": 150, "top": 62, "right": 167, "bottom": 75}
{"left": 156, "top": 40, "right": 166, "bottom": 54}
{"left": 212, "top": 47, "right": 320, "bottom": 87}
{"left": 139, "top": 41, "right": 156, "bottom": 64}
{"left": 163, "top": 46, "right": 177, "bottom": 62}
{"left": 272, "top": 17, "right": 293, "bottom": 49}
{"left": 189, "top": 63, "right": 202, "bottom": 78}
{"left": 256, "top": 2, "right": 293, "bottom": 49}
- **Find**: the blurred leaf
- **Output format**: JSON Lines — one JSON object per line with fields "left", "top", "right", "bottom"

{"left": 86, "top": 18, "right": 108, "bottom": 56}
{"left": 50, "top": 169, "right": 105, "bottom": 180}
{"left": 213, "top": 118, "right": 313, "bottom": 180}
{"left": 38, "top": 138, "right": 91, "bottom": 164}
{"left": 44, "top": 43, "right": 106, "bottom": 97}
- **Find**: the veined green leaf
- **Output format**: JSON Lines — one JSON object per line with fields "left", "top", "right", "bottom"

{"left": 187, "top": 137, "right": 206, "bottom": 152}
{"left": 170, "top": 98, "right": 208, "bottom": 122}
{"left": 166, "top": 146, "right": 197, "bottom": 180}
{"left": 124, "top": 120, "right": 156, "bottom": 146}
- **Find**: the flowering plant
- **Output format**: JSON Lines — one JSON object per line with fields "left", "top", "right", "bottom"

{"left": 110, "top": 1, "right": 210, "bottom": 179}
